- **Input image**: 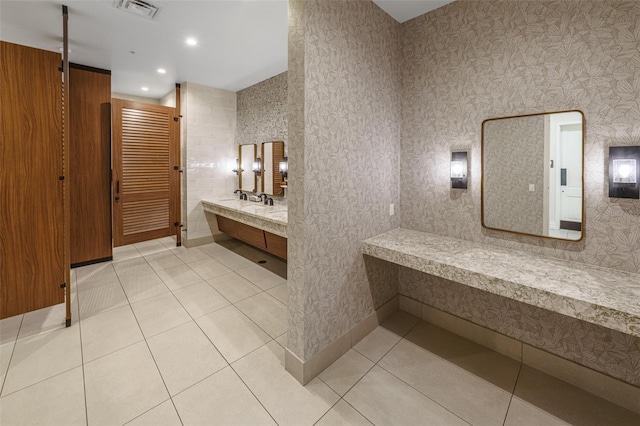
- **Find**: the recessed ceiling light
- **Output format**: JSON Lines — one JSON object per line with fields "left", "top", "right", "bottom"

{"left": 141, "top": 87, "right": 149, "bottom": 91}
{"left": 157, "top": 68, "right": 166, "bottom": 74}
{"left": 186, "top": 38, "right": 197, "bottom": 46}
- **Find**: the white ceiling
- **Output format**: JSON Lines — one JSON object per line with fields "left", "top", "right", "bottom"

{"left": 0, "top": 0, "right": 453, "bottom": 99}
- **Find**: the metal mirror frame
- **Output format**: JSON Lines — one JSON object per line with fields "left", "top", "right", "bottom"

{"left": 238, "top": 143, "right": 256, "bottom": 192}
{"left": 481, "top": 109, "right": 585, "bottom": 242}
{"left": 260, "top": 141, "right": 285, "bottom": 196}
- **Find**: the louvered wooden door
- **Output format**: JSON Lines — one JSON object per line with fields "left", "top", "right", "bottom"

{"left": 112, "top": 99, "right": 178, "bottom": 247}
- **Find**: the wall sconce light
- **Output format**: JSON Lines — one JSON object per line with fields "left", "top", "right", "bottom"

{"left": 279, "top": 157, "right": 288, "bottom": 179}
{"left": 231, "top": 158, "right": 242, "bottom": 175}
{"left": 450, "top": 151, "right": 468, "bottom": 189}
{"left": 252, "top": 158, "right": 262, "bottom": 176}
{"left": 609, "top": 146, "right": 640, "bottom": 199}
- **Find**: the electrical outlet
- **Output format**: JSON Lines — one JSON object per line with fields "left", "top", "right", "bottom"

{"left": 389, "top": 203, "right": 395, "bottom": 216}
{"left": 529, "top": 184, "right": 535, "bottom": 192}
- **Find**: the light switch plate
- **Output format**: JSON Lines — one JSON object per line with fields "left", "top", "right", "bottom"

{"left": 389, "top": 204, "right": 395, "bottom": 216}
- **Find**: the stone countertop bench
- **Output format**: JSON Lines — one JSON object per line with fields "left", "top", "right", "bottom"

{"left": 202, "top": 198, "right": 288, "bottom": 238}
{"left": 362, "top": 228, "right": 640, "bottom": 338}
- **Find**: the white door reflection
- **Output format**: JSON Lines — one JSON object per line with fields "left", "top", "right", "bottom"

{"left": 544, "top": 111, "right": 583, "bottom": 239}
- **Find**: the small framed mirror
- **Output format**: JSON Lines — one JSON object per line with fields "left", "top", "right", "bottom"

{"left": 261, "top": 141, "right": 285, "bottom": 196}
{"left": 481, "top": 110, "right": 585, "bottom": 241}
{"left": 239, "top": 144, "right": 256, "bottom": 192}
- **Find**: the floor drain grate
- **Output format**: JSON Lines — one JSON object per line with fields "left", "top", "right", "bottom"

{"left": 258, "top": 260, "right": 267, "bottom": 264}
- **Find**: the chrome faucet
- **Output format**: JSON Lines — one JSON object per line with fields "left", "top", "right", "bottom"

{"left": 258, "top": 193, "right": 268, "bottom": 202}
{"left": 264, "top": 197, "right": 274, "bottom": 206}
{"left": 234, "top": 189, "right": 247, "bottom": 200}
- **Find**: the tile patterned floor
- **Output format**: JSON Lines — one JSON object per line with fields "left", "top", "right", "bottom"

{"left": 0, "top": 237, "right": 638, "bottom": 425}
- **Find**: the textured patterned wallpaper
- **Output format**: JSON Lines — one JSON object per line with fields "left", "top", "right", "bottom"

{"left": 236, "top": 72, "right": 288, "bottom": 146}
{"left": 287, "top": 0, "right": 402, "bottom": 361}
{"left": 401, "top": 0, "right": 640, "bottom": 273}
{"left": 235, "top": 72, "right": 288, "bottom": 194}
{"left": 287, "top": 0, "right": 306, "bottom": 361}
{"left": 483, "top": 115, "right": 545, "bottom": 235}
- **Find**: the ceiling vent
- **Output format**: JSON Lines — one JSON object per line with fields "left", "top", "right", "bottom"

{"left": 113, "top": 0, "right": 160, "bottom": 20}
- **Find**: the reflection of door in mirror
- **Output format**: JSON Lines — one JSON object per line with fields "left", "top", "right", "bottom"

{"left": 239, "top": 144, "right": 256, "bottom": 192}
{"left": 261, "top": 141, "right": 285, "bottom": 196}
{"left": 482, "top": 110, "right": 584, "bottom": 241}
{"left": 543, "top": 111, "right": 583, "bottom": 239}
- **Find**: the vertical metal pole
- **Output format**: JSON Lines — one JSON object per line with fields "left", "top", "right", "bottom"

{"left": 62, "top": 5, "right": 72, "bottom": 327}
{"left": 174, "top": 83, "right": 182, "bottom": 247}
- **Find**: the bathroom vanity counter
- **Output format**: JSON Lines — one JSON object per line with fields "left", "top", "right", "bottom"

{"left": 362, "top": 228, "right": 640, "bottom": 338}
{"left": 202, "top": 197, "right": 288, "bottom": 259}
{"left": 202, "top": 198, "right": 287, "bottom": 238}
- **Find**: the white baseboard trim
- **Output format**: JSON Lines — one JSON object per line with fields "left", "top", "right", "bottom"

{"left": 399, "top": 295, "right": 640, "bottom": 415}
{"left": 182, "top": 235, "right": 214, "bottom": 248}
{"left": 285, "top": 295, "right": 399, "bottom": 385}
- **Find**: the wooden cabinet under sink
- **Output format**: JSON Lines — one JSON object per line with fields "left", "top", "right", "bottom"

{"left": 216, "top": 215, "right": 287, "bottom": 260}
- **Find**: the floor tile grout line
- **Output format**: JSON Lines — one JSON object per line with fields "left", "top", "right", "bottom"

{"left": 82, "top": 336, "right": 145, "bottom": 366}
{"left": 0, "top": 314, "right": 24, "bottom": 397}
{"left": 321, "top": 322, "right": 419, "bottom": 424}
{"left": 363, "top": 318, "right": 469, "bottom": 424}
{"left": 373, "top": 361, "right": 472, "bottom": 425}
{"left": 193, "top": 305, "right": 272, "bottom": 366}
{"left": 79, "top": 262, "right": 133, "bottom": 321}
{"left": 226, "top": 362, "right": 282, "bottom": 426}
{"left": 202, "top": 267, "right": 283, "bottom": 306}
{"left": 229, "top": 299, "right": 286, "bottom": 343}
{"left": 165, "top": 364, "right": 228, "bottom": 400}
{"left": 386, "top": 318, "right": 516, "bottom": 422}
{"left": 312, "top": 398, "right": 343, "bottom": 426}
{"left": 0, "top": 363, "right": 82, "bottom": 399}
{"left": 133, "top": 241, "right": 284, "bottom": 369}
{"left": 76, "top": 289, "right": 90, "bottom": 426}
{"left": 121, "top": 397, "right": 174, "bottom": 426}
{"left": 317, "top": 359, "right": 378, "bottom": 417}
{"left": 122, "top": 282, "right": 181, "bottom": 425}
{"left": 372, "top": 318, "right": 520, "bottom": 426}
{"left": 503, "top": 362, "right": 524, "bottom": 426}
{"left": 4, "top": 238, "right": 290, "bottom": 423}
{"left": 168, "top": 397, "right": 186, "bottom": 426}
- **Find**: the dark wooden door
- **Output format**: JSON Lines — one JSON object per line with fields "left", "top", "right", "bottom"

{"left": 0, "top": 42, "right": 65, "bottom": 319}
{"left": 69, "top": 65, "right": 112, "bottom": 266}
{"left": 112, "top": 99, "right": 179, "bottom": 247}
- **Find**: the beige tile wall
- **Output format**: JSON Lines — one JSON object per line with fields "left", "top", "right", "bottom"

{"left": 180, "top": 82, "right": 237, "bottom": 246}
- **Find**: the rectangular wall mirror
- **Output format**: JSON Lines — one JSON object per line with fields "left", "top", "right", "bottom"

{"left": 482, "top": 110, "right": 584, "bottom": 241}
{"left": 261, "top": 141, "right": 285, "bottom": 196}
{"left": 239, "top": 143, "right": 256, "bottom": 192}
